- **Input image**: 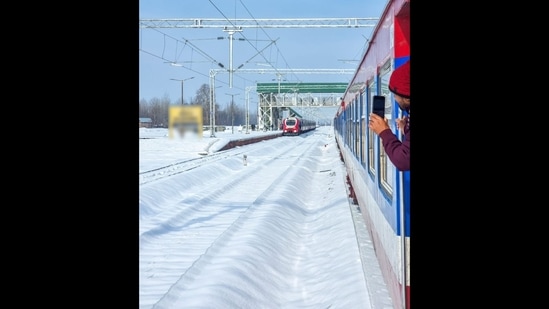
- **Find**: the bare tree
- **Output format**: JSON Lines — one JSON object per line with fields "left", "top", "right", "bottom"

{"left": 191, "top": 83, "right": 225, "bottom": 126}
{"left": 139, "top": 98, "right": 150, "bottom": 118}
{"left": 140, "top": 94, "right": 171, "bottom": 127}
{"left": 193, "top": 84, "right": 211, "bottom": 125}
{"left": 140, "top": 85, "right": 260, "bottom": 128}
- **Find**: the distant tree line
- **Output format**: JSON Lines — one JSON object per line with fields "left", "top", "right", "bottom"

{"left": 139, "top": 83, "right": 257, "bottom": 128}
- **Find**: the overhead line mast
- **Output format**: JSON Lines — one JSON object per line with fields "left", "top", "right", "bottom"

{"left": 140, "top": 18, "right": 375, "bottom": 87}
{"left": 140, "top": 18, "right": 378, "bottom": 133}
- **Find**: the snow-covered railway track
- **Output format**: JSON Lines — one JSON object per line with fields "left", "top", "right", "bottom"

{"left": 140, "top": 134, "right": 344, "bottom": 308}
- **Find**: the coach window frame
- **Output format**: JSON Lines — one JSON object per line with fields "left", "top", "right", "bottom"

{"left": 346, "top": 103, "right": 351, "bottom": 149}
{"left": 367, "top": 77, "right": 376, "bottom": 177}
{"left": 378, "top": 59, "right": 394, "bottom": 198}
{"left": 360, "top": 90, "right": 366, "bottom": 166}
{"left": 350, "top": 96, "right": 355, "bottom": 155}
{"left": 354, "top": 94, "right": 360, "bottom": 159}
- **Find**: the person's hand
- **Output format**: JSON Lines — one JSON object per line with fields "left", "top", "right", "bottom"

{"left": 369, "top": 113, "right": 390, "bottom": 135}
{"left": 396, "top": 117, "right": 406, "bottom": 131}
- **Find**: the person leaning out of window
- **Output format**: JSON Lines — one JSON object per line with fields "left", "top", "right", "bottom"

{"left": 368, "top": 60, "right": 410, "bottom": 171}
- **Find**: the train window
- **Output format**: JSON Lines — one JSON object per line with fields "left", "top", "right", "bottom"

{"left": 354, "top": 95, "right": 360, "bottom": 159}
{"left": 367, "top": 78, "right": 376, "bottom": 177}
{"left": 378, "top": 60, "right": 394, "bottom": 198}
{"left": 360, "top": 91, "right": 366, "bottom": 167}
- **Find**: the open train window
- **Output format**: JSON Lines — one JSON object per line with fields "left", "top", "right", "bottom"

{"left": 378, "top": 59, "right": 394, "bottom": 198}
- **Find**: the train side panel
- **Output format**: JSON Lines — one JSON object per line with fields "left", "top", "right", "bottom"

{"left": 334, "top": 0, "right": 410, "bottom": 308}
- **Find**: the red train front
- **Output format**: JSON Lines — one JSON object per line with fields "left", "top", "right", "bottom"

{"left": 281, "top": 117, "right": 299, "bottom": 135}
{"left": 281, "top": 116, "right": 316, "bottom": 136}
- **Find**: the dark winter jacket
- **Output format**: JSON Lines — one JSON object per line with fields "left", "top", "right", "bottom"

{"left": 378, "top": 115, "right": 410, "bottom": 171}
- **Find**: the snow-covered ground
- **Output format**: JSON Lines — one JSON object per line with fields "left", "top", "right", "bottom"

{"left": 139, "top": 126, "right": 394, "bottom": 308}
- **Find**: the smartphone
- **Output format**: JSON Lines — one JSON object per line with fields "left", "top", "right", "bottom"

{"left": 372, "top": 95, "right": 385, "bottom": 118}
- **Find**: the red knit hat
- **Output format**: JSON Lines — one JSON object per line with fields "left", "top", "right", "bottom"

{"left": 389, "top": 60, "right": 410, "bottom": 98}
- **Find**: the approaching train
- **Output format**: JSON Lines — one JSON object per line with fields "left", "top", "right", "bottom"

{"left": 281, "top": 116, "right": 316, "bottom": 136}
{"left": 333, "top": 0, "right": 410, "bottom": 308}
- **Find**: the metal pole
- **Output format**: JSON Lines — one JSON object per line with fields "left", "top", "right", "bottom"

{"left": 225, "top": 93, "right": 240, "bottom": 134}
{"left": 277, "top": 73, "right": 281, "bottom": 95}
{"left": 170, "top": 77, "right": 194, "bottom": 104}
{"left": 246, "top": 95, "right": 249, "bottom": 134}
{"left": 180, "top": 81, "right": 184, "bottom": 104}
{"left": 223, "top": 27, "right": 242, "bottom": 88}
{"left": 245, "top": 87, "right": 253, "bottom": 134}
{"left": 229, "top": 32, "right": 233, "bottom": 88}
{"left": 209, "top": 70, "right": 216, "bottom": 137}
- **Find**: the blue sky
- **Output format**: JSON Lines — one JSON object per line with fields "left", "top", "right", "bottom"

{"left": 139, "top": 0, "right": 387, "bottom": 108}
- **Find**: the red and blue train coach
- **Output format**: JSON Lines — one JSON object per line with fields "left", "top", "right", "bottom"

{"left": 333, "top": 0, "right": 410, "bottom": 308}
{"left": 281, "top": 116, "right": 316, "bottom": 136}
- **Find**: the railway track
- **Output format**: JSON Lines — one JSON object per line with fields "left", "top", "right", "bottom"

{"left": 139, "top": 130, "right": 372, "bottom": 308}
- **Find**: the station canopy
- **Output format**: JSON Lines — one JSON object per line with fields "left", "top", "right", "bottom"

{"left": 256, "top": 82, "right": 347, "bottom": 94}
